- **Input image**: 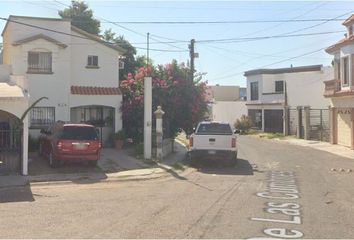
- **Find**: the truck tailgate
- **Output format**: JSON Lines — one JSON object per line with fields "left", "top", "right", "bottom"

{"left": 193, "top": 135, "right": 234, "bottom": 150}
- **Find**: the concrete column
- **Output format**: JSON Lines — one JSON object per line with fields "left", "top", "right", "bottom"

{"left": 283, "top": 106, "right": 290, "bottom": 136}
{"left": 261, "top": 109, "right": 265, "bottom": 132}
{"left": 154, "top": 106, "right": 165, "bottom": 161}
{"left": 22, "top": 115, "right": 29, "bottom": 176}
{"left": 303, "top": 106, "right": 311, "bottom": 140}
{"left": 296, "top": 106, "right": 302, "bottom": 139}
{"left": 329, "top": 107, "right": 338, "bottom": 144}
{"left": 144, "top": 77, "right": 152, "bottom": 160}
{"left": 351, "top": 108, "right": 354, "bottom": 150}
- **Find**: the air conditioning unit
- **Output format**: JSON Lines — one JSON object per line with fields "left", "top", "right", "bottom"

{"left": 119, "top": 61, "right": 125, "bottom": 69}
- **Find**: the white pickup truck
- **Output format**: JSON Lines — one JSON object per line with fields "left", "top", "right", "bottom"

{"left": 188, "top": 121, "right": 238, "bottom": 166}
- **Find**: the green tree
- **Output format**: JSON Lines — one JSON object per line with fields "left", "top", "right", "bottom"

{"left": 58, "top": 0, "right": 100, "bottom": 35}
{"left": 120, "top": 61, "right": 208, "bottom": 143}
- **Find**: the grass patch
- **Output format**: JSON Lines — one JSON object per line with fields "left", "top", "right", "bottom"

{"left": 259, "top": 132, "right": 285, "bottom": 139}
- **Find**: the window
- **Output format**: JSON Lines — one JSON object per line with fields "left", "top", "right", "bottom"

{"left": 334, "top": 58, "right": 341, "bottom": 81}
{"left": 275, "top": 81, "right": 284, "bottom": 93}
{"left": 196, "top": 123, "right": 232, "bottom": 135}
{"left": 87, "top": 55, "right": 98, "bottom": 67}
{"left": 27, "top": 51, "right": 52, "bottom": 73}
{"left": 250, "top": 82, "right": 259, "bottom": 101}
{"left": 343, "top": 56, "right": 349, "bottom": 86}
{"left": 352, "top": 55, "right": 354, "bottom": 86}
{"left": 30, "top": 107, "right": 55, "bottom": 128}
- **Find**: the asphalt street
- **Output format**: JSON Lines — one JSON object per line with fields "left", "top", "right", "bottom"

{"left": 1, "top": 135, "right": 354, "bottom": 239}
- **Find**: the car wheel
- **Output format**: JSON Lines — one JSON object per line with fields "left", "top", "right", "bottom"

{"left": 231, "top": 153, "right": 238, "bottom": 166}
{"left": 49, "top": 152, "right": 58, "bottom": 168}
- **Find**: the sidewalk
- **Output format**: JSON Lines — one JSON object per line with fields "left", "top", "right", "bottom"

{"left": 272, "top": 136, "right": 354, "bottom": 159}
{"left": 0, "top": 140, "right": 188, "bottom": 188}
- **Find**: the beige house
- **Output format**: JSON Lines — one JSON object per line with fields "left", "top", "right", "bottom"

{"left": 1, "top": 15, "right": 126, "bottom": 149}
{"left": 206, "top": 85, "right": 247, "bottom": 125}
{"left": 324, "top": 14, "right": 354, "bottom": 149}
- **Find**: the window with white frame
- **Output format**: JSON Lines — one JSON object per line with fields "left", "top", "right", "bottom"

{"left": 30, "top": 107, "right": 55, "bottom": 128}
{"left": 27, "top": 51, "right": 52, "bottom": 73}
{"left": 87, "top": 55, "right": 98, "bottom": 67}
{"left": 334, "top": 58, "right": 341, "bottom": 81}
{"left": 250, "top": 82, "right": 259, "bottom": 101}
{"left": 342, "top": 56, "right": 349, "bottom": 86}
{"left": 351, "top": 55, "right": 354, "bottom": 86}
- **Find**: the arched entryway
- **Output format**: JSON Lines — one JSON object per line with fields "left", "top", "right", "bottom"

{"left": 0, "top": 110, "right": 22, "bottom": 175}
{"left": 70, "top": 106, "right": 115, "bottom": 147}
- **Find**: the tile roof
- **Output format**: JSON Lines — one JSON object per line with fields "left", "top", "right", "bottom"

{"left": 325, "top": 34, "right": 354, "bottom": 53}
{"left": 343, "top": 14, "right": 354, "bottom": 26}
{"left": 71, "top": 86, "right": 122, "bottom": 95}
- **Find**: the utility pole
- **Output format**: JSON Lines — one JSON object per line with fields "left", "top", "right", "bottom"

{"left": 189, "top": 39, "right": 195, "bottom": 83}
{"left": 147, "top": 32, "right": 150, "bottom": 67}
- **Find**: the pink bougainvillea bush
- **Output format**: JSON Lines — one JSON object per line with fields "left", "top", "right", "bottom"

{"left": 120, "top": 60, "right": 208, "bottom": 143}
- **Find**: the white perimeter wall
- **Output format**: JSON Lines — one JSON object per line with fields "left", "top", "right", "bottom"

{"left": 212, "top": 101, "right": 247, "bottom": 125}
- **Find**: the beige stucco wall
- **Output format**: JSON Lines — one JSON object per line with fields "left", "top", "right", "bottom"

{"left": 70, "top": 30, "right": 120, "bottom": 88}
{"left": 337, "top": 110, "right": 351, "bottom": 147}
{"left": 211, "top": 101, "right": 247, "bottom": 125}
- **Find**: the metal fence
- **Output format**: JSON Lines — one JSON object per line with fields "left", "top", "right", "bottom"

{"left": 0, "top": 129, "right": 22, "bottom": 175}
{"left": 287, "top": 107, "right": 329, "bottom": 142}
{"left": 309, "top": 109, "right": 330, "bottom": 142}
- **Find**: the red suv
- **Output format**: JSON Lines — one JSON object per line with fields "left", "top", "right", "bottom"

{"left": 39, "top": 122, "right": 101, "bottom": 167}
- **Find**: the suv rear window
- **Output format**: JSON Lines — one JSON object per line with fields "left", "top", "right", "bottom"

{"left": 60, "top": 126, "right": 98, "bottom": 140}
{"left": 196, "top": 123, "right": 233, "bottom": 135}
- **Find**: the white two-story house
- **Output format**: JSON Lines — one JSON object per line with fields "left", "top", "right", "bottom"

{"left": 324, "top": 14, "right": 354, "bottom": 149}
{"left": 1, "top": 15, "right": 126, "bottom": 154}
{"left": 245, "top": 65, "right": 333, "bottom": 133}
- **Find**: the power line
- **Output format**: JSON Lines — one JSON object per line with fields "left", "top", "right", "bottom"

{"left": 67, "top": 19, "right": 346, "bottom": 24}
{"left": 210, "top": 47, "right": 327, "bottom": 81}
{"left": 0, "top": 17, "right": 187, "bottom": 53}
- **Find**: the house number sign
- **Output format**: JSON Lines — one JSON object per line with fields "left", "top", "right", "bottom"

{"left": 338, "top": 109, "right": 351, "bottom": 114}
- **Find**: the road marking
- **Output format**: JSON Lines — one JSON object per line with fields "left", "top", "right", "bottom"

{"left": 249, "top": 171, "right": 303, "bottom": 239}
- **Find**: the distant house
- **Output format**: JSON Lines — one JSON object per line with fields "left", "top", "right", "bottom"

{"left": 324, "top": 14, "right": 354, "bottom": 149}
{"left": 1, "top": 15, "right": 126, "bottom": 175}
{"left": 245, "top": 65, "right": 333, "bottom": 133}
{"left": 206, "top": 85, "right": 247, "bottom": 125}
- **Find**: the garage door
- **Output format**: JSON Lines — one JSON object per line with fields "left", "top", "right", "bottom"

{"left": 264, "top": 110, "right": 283, "bottom": 133}
{"left": 337, "top": 109, "right": 352, "bottom": 147}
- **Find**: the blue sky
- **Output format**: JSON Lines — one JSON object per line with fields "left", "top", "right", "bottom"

{"left": 0, "top": 1, "right": 353, "bottom": 87}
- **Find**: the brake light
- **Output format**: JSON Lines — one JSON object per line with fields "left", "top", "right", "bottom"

{"left": 231, "top": 138, "right": 236, "bottom": 148}
{"left": 189, "top": 137, "right": 193, "bottom": 148}
{"left": 99, "top": 142, "right": 102, "bottom": 149}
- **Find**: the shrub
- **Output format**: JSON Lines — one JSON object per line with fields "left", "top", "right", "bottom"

{"left": 114, "top": 130, "right": 126, "bottom": 140}
{"left": 234, "top": 115, "right": 252, "bottom": 134}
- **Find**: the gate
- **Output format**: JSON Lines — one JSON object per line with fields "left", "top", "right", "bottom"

{"left": 264, "top": 110, "right": 283, "bottom": 133}
{"left": 309, "top": 109, "right": 330, "bottom": 142}
{"left": 0, "top": 127, "right": 22, "bottom": 175}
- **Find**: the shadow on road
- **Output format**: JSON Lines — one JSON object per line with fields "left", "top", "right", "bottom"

{"left": 0, "top": 185, "right": 35, "bottom": 203}
{"left": 193, "top": 158, "right": 254, "bottom": 176}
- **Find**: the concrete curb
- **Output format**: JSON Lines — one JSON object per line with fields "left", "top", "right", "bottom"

{"left": 29, "top": 166, "right": 196, "bottom": 187}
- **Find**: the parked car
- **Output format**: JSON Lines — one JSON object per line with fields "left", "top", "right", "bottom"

{"left": 188, "top": 121, "right": 238, "bottom": 166}
{"left": 39, "top": 122, "right": 101, "bottom": 167}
